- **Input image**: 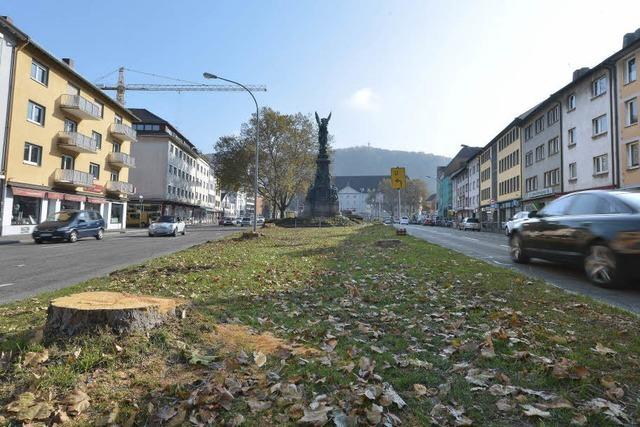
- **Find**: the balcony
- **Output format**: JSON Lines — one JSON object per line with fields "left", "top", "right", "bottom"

{"left": 59, "top": 94, "right": 102, "bottom": 120}
{"left": 107, "top": 152, "right": 136, "bottom": 168}
{"left": 106, "top": 180, "right": 135, "bottom": 196}
{"left": 57, "top": 131, "right": 98, "bottom": 154}
{"left": 53, "top": 168, "right": 94, "bottom": 187}
{"left": 109, "top": 123, "right": 137, "bottom": 142}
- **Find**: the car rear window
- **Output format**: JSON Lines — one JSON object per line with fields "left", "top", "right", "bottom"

{"left": 467, "top": 218, "right": 478, "bottom": 223}
{"left": 158, "top": 216, "right": 175, "bottom": 223}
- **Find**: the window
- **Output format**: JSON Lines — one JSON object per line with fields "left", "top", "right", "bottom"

{"left": 27, "top": 100, "right": 45, "bottom": 125}
{"left": 626, "top": 57, "right": 637, "bottom": 84}
{"left": 535, "top": 144, "right": 545, "bottom": 161}
{"left": 114, "top": 114, "right": 123, "bottom": 124}
{"left": 592, "top": 114, "right": 608, "bottom": 136}
{"left": 110, "top": 171, "right": 119, "bottom": 181}
{"left": 592, "top": 76, "right": 607, "bottom": 97}
{"left": 66, "top": 83, "right": 80, "bottom": 95}
{"left": 64, "top": 118, "right": 77, "bottom": 132}
{"left": 593, "top": 154, "right": 609, "bottom": 175}
{"left": 524, "top": 125, "right": 532, "bottom": 141}
{"left": 626, "top": 98, "right": 638, "bottom": 126}
{"left": 112, "top": 142, "right": 121, "bottom": 153}
{"left": 30, "top": 60, "right": 48, "bottom": 85}
{"left": 535, "top": 116, "right": 545, "bottom": 134}
{"left": 569, "top": 162, "right": 577, "bottom": 180}
{"left": 567, "top": 194, "right": 610, "bottom": 215}
{"left": 61, "top": 155, "right": 74, "bottom": 170}
{"left": 548, "top": 137, "right": 559, "bottom": 155}
{"left": 567, "top": 93, "right": 576, "bottom": 111}
{"left": 547, "top": 105, "right": 559, "bottom": 125}
{"left": 23, "top": 142, "right": 42, "bottom": 166}
{"left": 92, "top": 131, "right": 102, "bottom": 149}
{"left": 525, "top": 176, "right": 538, "bottom": 192}
{"left": 544, "top": 169, "right": 560, "bottom": 187}
{"left": 568, "top": 128, "right": 576, "bottom": 146}
{"left": 89, "top": 163, "right": 100, "bottom": 180}
{"left": 628, "top": 141, "right": 639, "bottom": 168}
{"left": 525, "top": 150, "right": 533, "bottom": 166}
{"left": 11, "top": 196, "right": 41, "bottom": 225}
{"left": 95, "top": 101, "right": 104, "bottom": 118}
{"left": 540, "top": 196, "right": 573, "bottom": 216}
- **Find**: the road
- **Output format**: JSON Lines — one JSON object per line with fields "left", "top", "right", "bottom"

{"left": 0, "top": 225, "right": 237, "bottom": 304}
{"left": 401, "top": 224, "right": 640, "bottom": 315}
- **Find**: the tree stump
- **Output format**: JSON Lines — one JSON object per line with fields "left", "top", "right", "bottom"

{"left": 375, "top": 239, "right": 402, "bottom": 248}
{"left": 44, "top": 291, "right": 185, "bottom": 338}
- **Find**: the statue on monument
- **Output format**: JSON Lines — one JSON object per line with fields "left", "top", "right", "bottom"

{"left": 302, "top": 112, "right": 340, "bottom": 218}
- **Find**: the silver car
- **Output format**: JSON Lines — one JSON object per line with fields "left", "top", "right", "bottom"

{"left": 459, "top": 217, "right": 480, "bottom": 231}
{"left": 148, "top": 215, "right": 186, "bottom": 237}
{"left": 504, "top": 211, "right": 529, "bottom": 236}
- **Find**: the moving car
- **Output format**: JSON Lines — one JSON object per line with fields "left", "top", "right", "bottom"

{"left": 383, "top": 218, "right": 392, "bottom": 225}
{"left": 257, "top": 216, "right": 265, "bottom": 225}
{"left": 504, "top": 211, "right": 530, "bottom": 236}
{"left": 220, "top": 217, "right": 235, "bottom": 226}
{"left": 32, "top": 210, "right": 105, "bottom": 243}
{"left": 148, "top": 216, "right": 186, "bottom": 237}
{"left": 509, "top": 190, "right": 640, "bottom": 288}
{"left": 241, "top": 217, "right": 252, "bottom": 227}
{"left": 459, "top": 217, "right": 480, "bottom": 231}
{"left": 399, "top": 216, "right": 409, "bottom": 225}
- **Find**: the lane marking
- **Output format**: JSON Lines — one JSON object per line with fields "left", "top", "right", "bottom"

{"left": 0, "top": 283, "right": 15, "bottom": 288}
{"left": 500, "top": 245, "right": 509, "bottom": 248}
{"left": 15, "top": 264, "right": 25, "bottom": 267}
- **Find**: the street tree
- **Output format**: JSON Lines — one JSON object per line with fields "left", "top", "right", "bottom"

{"left": 373, "top": 177, "right": 429, "bottom": 217}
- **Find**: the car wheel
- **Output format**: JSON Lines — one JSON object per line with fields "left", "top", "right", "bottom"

{"left": 505, "top": 227, "right": 510, "bottom": 236}
{"left": 181, "top": 228, "right": 186, "bottom": 235}
{"left": 172, "top": 228, "right": 177, "bottom": 237}
{"left": 68, "top": 231, "right": 78, "bottom": 243}
{"left": 509, "top": 233, "right": 529, "bottom": 263}
{"left": 34, "top": 238, "right": 42, "bottom": 244}
{"left": 148, "top": 233, "right": 153, "bottom": 237}
{"left": 95, "top": 228, "right": 104, "bottom": 240}
{"left": 584, "top": 244, "right": 622, "bottom": 288}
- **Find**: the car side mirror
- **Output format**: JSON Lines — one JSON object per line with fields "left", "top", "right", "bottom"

{"left": 528, "top": 211, "right": 538, "bottom": 218}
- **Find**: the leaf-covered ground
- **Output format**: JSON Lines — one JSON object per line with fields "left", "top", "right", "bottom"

{"left": 1, "top": 225, "right": 640, "bottom": 426}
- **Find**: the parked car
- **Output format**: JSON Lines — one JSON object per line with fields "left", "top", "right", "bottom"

{"left": 459, "top": 217, "right": 480, "bottom": 231}
{"left": 509, "top": 190, "right": 640, "bottom": 288}
{"left": 257, "top": 216, "right": 265, "bottom": 225}
{"left": 32, "top": 210, "right": 105, "bottom": 243}
{"left": 233, "top": 217, "right": 243, "bottom": 226}
{"left": 220, "top": 217, "right": 235, "bottom": 226}
{"left": 148, "top": 216, "right": 186, "bottom": 237}
{"left": 399, "top": 216, "right": 409, "bottom": 225}
{"left": 504, "top": 211, "right": 530, "bottom": 236}
{"left": 383, "top": 217, "right": 392, "bottom": 225}
{"left": 241, "top": 217, "right": 252, "bottom": 226}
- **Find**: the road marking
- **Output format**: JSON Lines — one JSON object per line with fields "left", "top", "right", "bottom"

{"left": 0, "top": 283, "right": 15, "bottom": 288}
{"left": 500, "top": 245, "right": 509, "bottom": 248}
{"left": 15, "top": 264, "right": 25, "bottom": 267}
{"left": 462, "top": 236, "right": 479, "bottom": 242}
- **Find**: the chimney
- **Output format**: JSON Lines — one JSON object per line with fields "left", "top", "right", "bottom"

{"left": 572, "top": 67, "right": 591, "bottom": 82}
{"left": 61, "top": 58, "right": 74, "bottom": 69}
{"left": 0, "top": 16, "right": 13, "bottom": 23}
{"left": 622, "top": 28, "right": 640, "bottom": 49}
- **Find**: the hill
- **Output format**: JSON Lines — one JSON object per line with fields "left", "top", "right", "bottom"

{"left": 332, "top": 146, "right": 450, "bottom": 185}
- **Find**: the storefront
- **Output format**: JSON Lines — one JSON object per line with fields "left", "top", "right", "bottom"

{"left": 1, "top": 186, "right": 47, "bottom": 236}
{"left": 84, "top": 197, "right": 106, "bottom": 216}
{"left": 522, "top": 188, "right": 556, "bottom": 213}
{"left": 107, "top": 202, "right": 125, "bottom": 230}
{"left": 497, "top": 199, "right": 521, "bottom": 230}
{"left": 60, "top": 194, "right": 85, "bottom": 211}
{"left": 480, "top": 204, "right": 499, "bottom": 232}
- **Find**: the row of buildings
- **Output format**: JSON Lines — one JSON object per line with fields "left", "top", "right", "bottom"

{"left": 0, "top": 17, "right": 252, "bottom": 236}
{"left": 436, "top": 28, "right": 640, "bottom": 232}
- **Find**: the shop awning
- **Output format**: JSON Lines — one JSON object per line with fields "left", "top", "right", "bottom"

{"left": 46, "top": 192, "right": 65, "bottom": 200}
{"left": 64, "top": 194, "right": 86, "bottom": 202}
{"left": 86, "top": 197, "right": 106, "bottom": 204}
{"left": 11, "top": 187, "right": 45, "bottom": 198}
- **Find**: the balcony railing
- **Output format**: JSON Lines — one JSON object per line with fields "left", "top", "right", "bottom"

{"left": 59, "top": 94, "right": 102, "bottom": 120}
{"left": 107, "top": 151, "right": 136, "bottom": 168}
{"left": 106, "top": 180, "right": 135, "bottom": 195}
{"left": 109, "top": 123, "right": 137, "bottom": 142}
{"left": 53, "top": 168, "right": 94, "bottom": 187}
{"left": 57, "top": 131, "right": 98, "bottom": 154}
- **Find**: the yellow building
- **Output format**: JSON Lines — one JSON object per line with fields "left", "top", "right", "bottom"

{"left": 496, "top": 124, "right": 522, "bottom": 224}
{"left": 478, "top": 143, "right": 494, "bottom": 228}
{"left": 618, "top": 40, "right": 639, "bottom": 189}
{"left": 1, "top": 17, "right": 138, "bottom": 236}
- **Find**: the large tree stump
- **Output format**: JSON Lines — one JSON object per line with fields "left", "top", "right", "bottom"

{"left": 44, "top": 291, "right": 185, "bottom": 338}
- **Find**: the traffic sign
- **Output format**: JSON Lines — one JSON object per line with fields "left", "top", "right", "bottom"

{"left": 391, "top": 167, "right": 406, "bottom": 189}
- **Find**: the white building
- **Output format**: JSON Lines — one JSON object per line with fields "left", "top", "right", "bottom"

{"left": 468, "top": 155, "right": 480, "bottom": 216}
{"left": 195, "top": 155, "right": 221, "bottom": 223}
{"left": 221, "top": 191, "right": 248, "bottom": 218}
{"left": 333, "top": 175, "right": 387, "bottom": 218}
{"left": 562, "top": 67, "right": 617, "bottom": 192}
{"left": 451, "top": 167, "right": 469, "bottom": 219}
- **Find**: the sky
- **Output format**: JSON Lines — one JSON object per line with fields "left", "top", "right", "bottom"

{"left": 3, "top": 0, "right": 640, "bottom": 157}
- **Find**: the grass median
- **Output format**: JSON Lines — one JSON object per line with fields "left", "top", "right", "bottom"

{"left": 1, "top": 224, "right": 639, "bottom": 425}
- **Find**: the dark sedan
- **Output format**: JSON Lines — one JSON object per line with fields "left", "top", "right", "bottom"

{"left": 509, "top": 190, "right": 640, "bottom": 288}
{"left": 32, "top": 210, "right": 105, "bottom": 243}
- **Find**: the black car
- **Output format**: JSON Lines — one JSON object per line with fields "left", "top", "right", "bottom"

{"left": 32, "top": 210, "right": 105, "bottom": 243}
{"left": 509, "top": 190, "right": 640, "bottom": 287}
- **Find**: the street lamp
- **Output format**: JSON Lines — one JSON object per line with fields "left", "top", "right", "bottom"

{"left": 138, "top": 195, "right": 144, "bottom": 228}
{"left": 203, "top": 72, "right": 260, "bottom": 233}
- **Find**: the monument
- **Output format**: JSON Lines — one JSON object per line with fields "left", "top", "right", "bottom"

{"left": 302, "top": 112, "right": 340, "bottom": 218}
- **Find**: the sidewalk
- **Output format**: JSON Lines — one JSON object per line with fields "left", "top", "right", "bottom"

{"left": 0, "top": 227, "right": 148, "bottom": 245}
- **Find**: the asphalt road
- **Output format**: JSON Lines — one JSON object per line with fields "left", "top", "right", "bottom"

{"left": 401, "top": 224, "right": 640, "bottom": 315}
{"left": 0, "top": 225, "right": 238, "bottom": 304}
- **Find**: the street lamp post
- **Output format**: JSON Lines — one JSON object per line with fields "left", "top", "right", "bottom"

{"left": 203, "top": 72, "right": 260, "bottom": 233}
{"left": 138, "top": 195, "right": 143, "bottom": 228}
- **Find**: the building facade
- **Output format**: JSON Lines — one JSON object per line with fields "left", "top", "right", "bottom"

{"left": 478, "top": 144, "right": 495, "bottom": 228}
{"left": 1, "top": 18, "right": 137, "bottom": 236}
{"left": 334, "top": 175, "right": 387, "bottom": 218}
{"left": 617, "top": 33, "right": 640, "bottom": 189}
{"left": 436, "top": 166, "right": 450, "bottom": 218}
{"left": 451, "top": 166, "right": 470, "bottom": 219}
{"left": 496, "top": 124, "right": 522, "bottom": 224}
{"left": 468, "top": 155, "right": 480, "bottom": 217}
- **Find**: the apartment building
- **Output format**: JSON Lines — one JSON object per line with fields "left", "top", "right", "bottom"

{"left": 436, "top": 166, "right": 450, "bottom": 218}
{"left": 521, "top": 99, "right": 562, "bottom": 211}
{"left": 438, "top": 146, "right": 482, "bottom": 221}
{"left": 0, "top": 17, "right": 137, "bottom": 236}
{"left": 617, "top": 31, "right": 640, "bottom": 189}
{"left": 451, "top": 167, "right": 468, "bottom": 219}
{"left": 468, "top": 155, "right": 480, "bottom": 217}
{"left": 128, "top": 108, "right": 215, "bottom": 221}
{"left": 496, "top": 122, "right": 523, "bottom": 224}
{"left": 194, "top": 155, "right": 221, "bottom": 223}
{"left": 478, "top": 143, "right": 496, "bottom": 229}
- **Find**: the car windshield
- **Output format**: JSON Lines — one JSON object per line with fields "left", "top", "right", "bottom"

{"left": 243, "top": 217, "right": 251, "bottom": 221}
{"left": 616, "top": 192, "right": 640, "bottom": 211}
{"left": 48, "top": 211, "right": 75, "bottom": 222}
{"left": 467, "top": 218, "right": 478, "bottom": 223}
{"left": 157, "top": 216, "right": 176, "bottom": 223}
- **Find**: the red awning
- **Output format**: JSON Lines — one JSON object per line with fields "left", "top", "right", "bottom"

{"left": 86, "top": 197, "right": 105, "bottom": 204}
{"left": 64, "top": 194, "right": 86, "bottom": 202}
{"left": 46, "top": 192, "right": 65, "bottom": 200}
{"left": 11, "top": 187, "right": 45, "bottom": 198}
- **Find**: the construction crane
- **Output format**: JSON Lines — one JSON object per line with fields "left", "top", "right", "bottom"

{"left": 95, "top": 67, "right": 266, "bottom": 105}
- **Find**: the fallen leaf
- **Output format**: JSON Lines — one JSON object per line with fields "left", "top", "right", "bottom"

{"left": 253, "top": 351, "right": 267, "bottom": 367}
{"left": 365, "top": 404, "right": 383, "bottom": 425}
{"left": 570, "top": 413, "right": 588, "bottom": 425}
{"left": 65, "top": 389, "right": 90, "bottom": 416}
{"left": 592, "top": 343, "right": 617, "bottom": 356}
{"left": 246, "top": 398, "right": 271, "bottom": 413}
{"left": 496, "top": 398, "right": 513, "bottom": 412}
{"left": 5, "top": 392, "right": 53, "bottom": 421}
{"left": 298, "top": 403, "right": 332, "bottom": 425}
{"left": 521, "top": 404, "right": 551, "bottom": 418}
{"left": 414, "top": 384, "right": 428, "bottom": 397}
{"left": 22, "top": 350, "right": 48, "bottom": 367}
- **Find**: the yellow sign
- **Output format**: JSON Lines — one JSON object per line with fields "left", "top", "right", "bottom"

{"left": 391, "top": 167, "right": 406, "bottom": 189}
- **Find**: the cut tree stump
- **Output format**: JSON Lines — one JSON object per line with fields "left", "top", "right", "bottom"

{"left": 44, "top": 291, "right": 185, "bottom": 338}
{"left": 375, "top": 239, "right": 402, "bottom": 248}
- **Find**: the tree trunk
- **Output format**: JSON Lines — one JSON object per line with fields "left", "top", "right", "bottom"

{"left": 44, "top": 291, "right": 185, "bottom": 339}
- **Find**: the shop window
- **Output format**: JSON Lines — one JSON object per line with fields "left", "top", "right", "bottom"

{"left": 11, "top": 196, "right": 41, "bottom": 225}
{"left": 110, "top": 203, "right": 123, "bottom": 224}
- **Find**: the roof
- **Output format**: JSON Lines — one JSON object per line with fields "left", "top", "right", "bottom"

{"left": 442, "top": 146, "right": 483, "bottom": 176}
{"left": 0, "top": 17, "right": 138, "bottom": 122}
{"left": 332, "top": 175, "right": 388, "bottom": 192}
{"left": 129, "top": 108, "right": 198, "bottom": 153}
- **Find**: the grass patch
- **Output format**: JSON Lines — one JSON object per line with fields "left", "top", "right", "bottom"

{"left": 1, "top": 225, "right": 639, "bottom": 425}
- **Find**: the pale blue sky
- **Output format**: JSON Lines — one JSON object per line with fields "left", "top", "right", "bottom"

{"left": 3, "top": 0, "right": 640, "bottom": 156}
